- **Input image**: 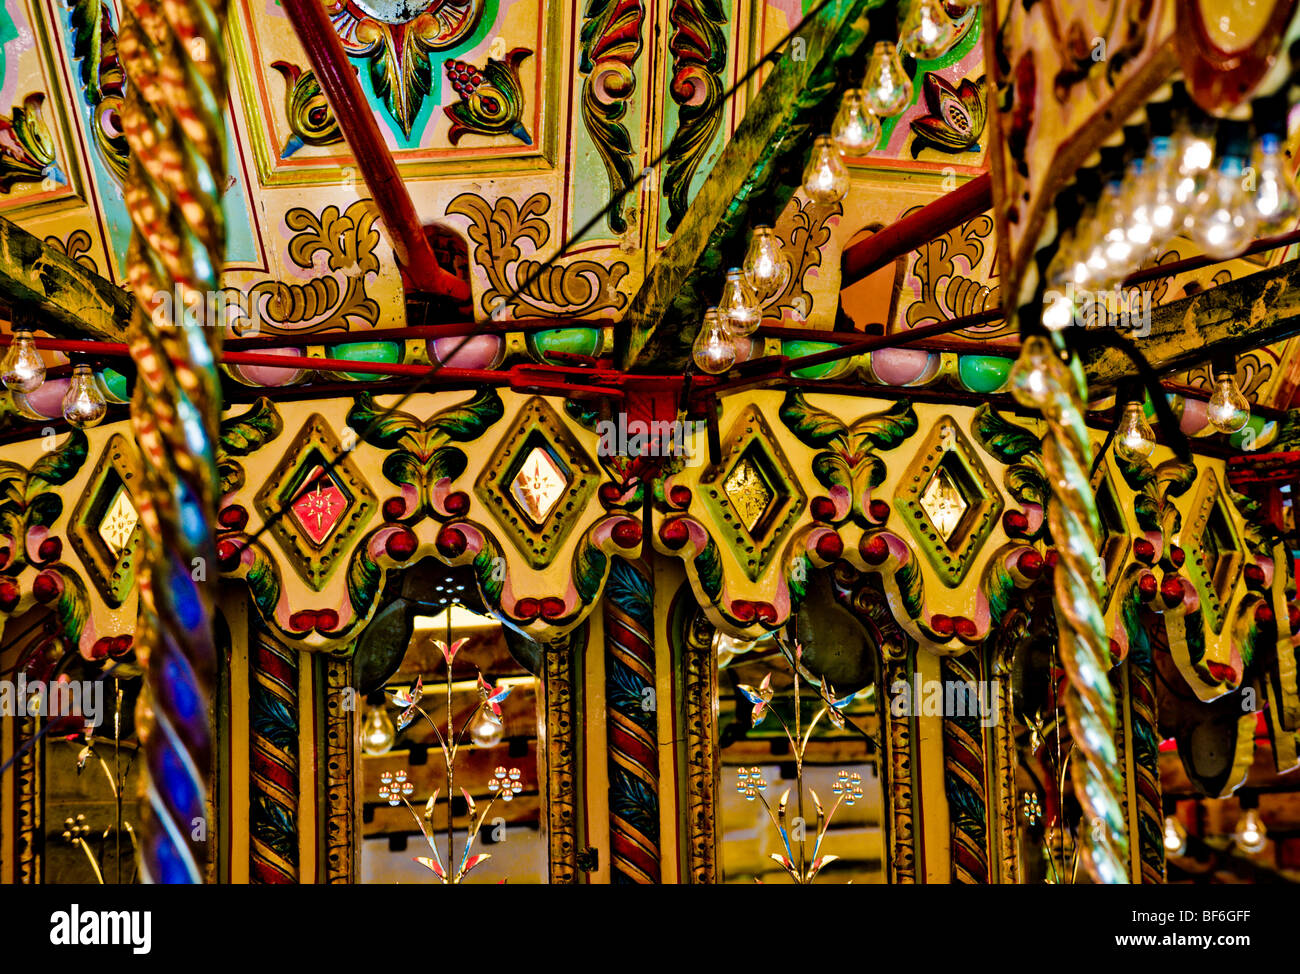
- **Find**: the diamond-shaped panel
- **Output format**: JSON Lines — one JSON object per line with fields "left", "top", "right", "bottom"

{"left": 288, "top": 466, "right": 351, "bottom": 546}
{"left": 510, "top": 447, "right": 570, "bottom": 526}
{"left": 70, "top": 434, "right": 143, "bottom": 607}
{"left": 254, "top": 415, "right": 376, "bottom": 591}
{"left": 475, "top": 398, "right": 598, "bottom": 569}
{"left": 1181, "top": 469, "right": 1244, "bottom": 635}
{"left": 723, "top": 451, "right": 778, "bottom": 534}
{"left": 98, "top": 486, "right": 139, "bottom": 558}
{"left": 699, "top": 406, "right": 806, "bottom": 582}
{"left": 919, "top": 466, "right": 968, "bottom": 543}
{"left": 895, "top": 417, "right": 1003, "bottom": 587}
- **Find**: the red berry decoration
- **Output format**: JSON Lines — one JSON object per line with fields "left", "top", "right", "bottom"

{"left": 515, "top": 598, "right": 540, "bottom": 621}
{"left": 1137, "top": 573, "right": 1158, "bottom": 601}
{"left": 930, "top": 614, "right": 955, "bottom": 637}
{"left": 1133, "top": 538, "right": 1155, "bottom": 563}
{"left": 659, "top": 518, "right": 689, "bottom": 550}
{"left": 315, "top": 609, "right": 340, "bottom": 631}
{"left": 0, "top": 579, "right": 20, "bottom": 613}
{"left": 1255, "top": 604, "right": 1276, "bottom": 626}
{"left": 868, "top": 499, "right": 891, "bottom": 523}
{"left": 810, "top": 496, "right": 837, "bottom": 522}
{"left": 815, "top": 531, "right": 843, "bottom": 562}
{"left": 954, "top": 616, "right": 978, "bottom": 639}
{"left": 861, "top": 534, "right": 889, "bottom": 565}
{"left": 1003, "top": 511, "right": 1029, "bottom": 535}
{"left": 436, "top": 526, "right": 467, "bottom": 558}
{"left": 38, "top": 537, "right": 62, "bottom": 562}
{"left": 32, "top": 573, "right": 59, "bottom": 603}
{"left": 598, "top": 483, "right": 623, "bottom": 506}
{"left": 218, "top": 506, "right": 249, "bottom": 530}
{"left": 540, "top": 597, "right": 566, "bottom": 620}
{"left": 1169, "top": 546, "right": 1185, "bottom": 568}
{"left": 1289, "top": 604, "right": 1300, "bottom": 633}
{"left": 1244, "top": 563, "right": 1266, "bottom": 588}
{"left": 444, "top": 492, "right": 470, "bottom": 516}
{"left": 290, "top": 610, "right": 317, "bottom": 632}
{"left": 611, "top": 519, "right": 641, "bottom": 548}
{"left": 382, "top": 497, "right": 406, "bottom": 520}
{"left": 669, "top": 485, "right": 692, "bottom": 508}
{"left": 385, "top": 529, "right": 418, "bottom": 561}
{"left": 216, "top": 539, "right": 242, "bottom": 569}
{"left": 1017, "top": 549, "right": 1044, "bottom": 579}
{"left": 1160, "top": 577, "right": 1184, "bottom": 607}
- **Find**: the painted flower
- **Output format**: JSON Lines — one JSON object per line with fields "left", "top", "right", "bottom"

{"left": 487, "top": 766, "right": 524, "bottom": 802}
{"left": 444, "top": 49, "right": 533, "bottom": 145}
{"left": 434, "top": 637, "right": 468, "bottom": 666}
{"left": 909, "top": 73, "right": 986, "bottom": 158}
{"left": 378, "top": 769, "right": 414, "bottom": 806}
{"left": 390, "top": 675, "right": 423, "bottom": 731}
{"left": 737, "top": 672, "right": 775, "bottom": 726}
{"left": 832, "top": 770, "right": 863, "bottom": 806}
{"left": 0, "top": 93, "right": 65, "bottom": 194}
{"left": 478, "top": 675, "right": 512, "bottom": 725}
{"left": 736, "top": 766, "right": 768, "bottom": 801}
{"left": 1022, "top": 791, "right": 1042, "bottom": 825}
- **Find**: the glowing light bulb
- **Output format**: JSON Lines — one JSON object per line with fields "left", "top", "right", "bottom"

{"left": 692, "top": 308, "right": 736, "bottom": 374}
{"left": 1097, "top": 180, "right": 1135, "bottom": 281}
{"left": 1206, "top": 369, "right": 1250, "bottom": 434}
{"left": 1, "top": 329, "right": 46, "bottom": 393}
{"left": 61, "top": 363, "right": 107, "bottom": 429}
{"left": 361, "top": 705, "right": 396, "bottom": 755}
{"left": 1174, "top": 129, "right": 1214, "bottom": 212}
{"left": 1162, "top": 815, "right": 1187, "bottom": 856}
{"left": 1141, "top": 136, "right": 1188, "bottom": 249}
{"left": 1009, "top": 335, "right": 1060, "bottom": 409}
{"left": 899, "top": 0, "right": 957, "bottom": 60}
{"left": 831, "top": 88, "right": 880, "bottom": 154}
{"left": 1233, "top": 807, "right": 1267, "bottom": 854}
{"left": 1191, "top": 156, "right": 1257, "bottom": 258}
{"left": 862, "top": 41, "right": 912, "bottom": 117}
{"left": 743, "top": 226, "right": 790, "bottom": 296}
{"left": 718, "top": 268, "right": 761, "bottom": 336}
{"left": 1124, "top": 157, "right": 1156, "bottom": 260}
{"left": 1251, "top": 133, "right": 1299, "bottom": 233}
{"left": 470, "top": 709, "right": 505, "bottom": 748}
{"left": 802, "top": 135, "right": 850, "bottom": 204}
{"left": 1114, "top": 400, "right": 1155, "bottom": 462}
{"left": 1041, "top": 283, "right": 1076, "bottom": 332}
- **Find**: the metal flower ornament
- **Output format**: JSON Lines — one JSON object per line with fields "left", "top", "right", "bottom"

{"left": 735, "top": 642, "right": 863, "bottom": 884}
{"left": 383, "top": 635, "right": 516, "bottom": 883}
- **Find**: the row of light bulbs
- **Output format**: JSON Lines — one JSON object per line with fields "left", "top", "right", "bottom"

{"left": 691, "top": 0, "right": 975, "bottom": 375}
{"left": 1163, "top": 805, "right": 1268, "bottom": 857}
{"left": 1, "top": 330, "right": 108, "bottom": 428}
{"left": 1113, "top": 363, "right": 1252, "bottom": 464}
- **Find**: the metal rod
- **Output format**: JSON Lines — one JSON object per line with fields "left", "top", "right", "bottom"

{"left": 279, "top": 0, "right": 470, "bottom": 303}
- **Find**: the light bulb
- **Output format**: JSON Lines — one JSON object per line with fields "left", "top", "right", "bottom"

{"left": 899, "top": 0, "right": 957, "bottom": 60}
{"left": 1114, "top": 400, "right": 1155, "bottom": 462}
{"left": 1141, "top": 136, "right": 1187, "bottom": 248}
{"left": 831, "top": 88, "right": 880, "bottom": 154}
{"left": 1191, "top": 156, "right": 1257, "bottom": 258}
{"left": 802, "top": 135, "right": 850, "bottom": 204}
{"left": 1251, "top": 133, "right": 1298, "bottom": 233}
{"left": 1206, "top": 370, "right": 1250, "bottom": 434}
{"left": 719, "top": 268, "right": 761, "bottom": 336}
{"left": 1009, "top": 334, "right": 1061, "bottom": 408}
{"left": 1123, "top": 158, "right": 1156, "bottom": 260}
{"left": 470, "top": 709, "right": 505, "bottom": 748}
{"left": 1162, "top": 814, "right": 1187, "bottom": 856}
{"left": 862, "top": 41, "right": 912, "bottom": 117}
{"left": 1041, "top": 281, "right": 1076, "bottom": 331}
{"left": 743, "top": 226, "right": 790, "bottom": 296}
{"left": 1174, "top": 128, "right": 1214, "bottom": 211}
{"left": 361, "top": 704, "right": 396, "bottom": 755}
{"left": 61, "top": 363, "right": 107, "bottom": 429}
{"left": 1233, "top": 807, "right": 1267, "bottom": 854}
{"left": 1097, "top": 180, "right": 1136, "bottom": 280}
{"left": 1, "top": 329, "right": 46, "bottom": 394}
{"left": 692, "top": 308, "right": 736, "bottom": 374}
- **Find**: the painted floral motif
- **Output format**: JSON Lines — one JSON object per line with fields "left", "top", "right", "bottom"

{"left": 909, "top": 73, "right": 986, "bottom": 157}
{"left": 444, "top": 49, "right": 533, "bottom": 145}
{"left": 272, "top": 62, "right": 344, "bottom": 158}
{"left": 0, "top": 93, "right": 66, "bottom": 193}
{"left": 329, "top": 0, "right": 484, "bottom": 137}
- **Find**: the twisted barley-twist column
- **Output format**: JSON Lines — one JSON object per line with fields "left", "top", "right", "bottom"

{"left": 942, "top": 654, "right": 990, "bottom": 884}
{"left": 118, "top": 0, "right": 227, "bottom": 884}
{"left": 251, "top": 630, "right": 299, "bottom": 883}
{"left": 1012, "top": 334, "right": 1129, "bottom": 884}
{"left": 604, "top": 558, "right": 660, "bottom": 883}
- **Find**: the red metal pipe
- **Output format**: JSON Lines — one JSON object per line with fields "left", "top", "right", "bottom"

{"left": 1122, "top": 226, "right": 1300, "bottom": 288}
{"left": 840, "top": 172, "right": 992, "bottom": 288}
{"left": 279, "top": 0, "right": 470, "bottom": 304}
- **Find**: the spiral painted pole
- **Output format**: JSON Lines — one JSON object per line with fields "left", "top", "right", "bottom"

{"left": 1011, "top": 334, "right": 1129, "bottom": 884}
{"left": 118, "top": 0, "right": 228, "bottom": 883}
{"left": 604, "top": 558, "right": 661, "bottom": 883}
{"left": 251, "top": 630, "right": 299, "bottom": 883}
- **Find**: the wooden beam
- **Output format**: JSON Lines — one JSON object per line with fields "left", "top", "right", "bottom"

{"left": 619, "top": 0, "right": 885, "bottom": 371}
{"left": 0, "top": 214, "right": 131, "bottom": 341}
{"left": 1082, "top": 258, "right": 1300, "bottom": 389}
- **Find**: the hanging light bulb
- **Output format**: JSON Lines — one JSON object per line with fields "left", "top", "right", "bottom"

{"left": 1, "top": 329, "right": 46, "bottom": 394}
{"left": 470, "top": 708, "right": 505, "bottom": 748}
{"left": 1206, "top": 361, "right": 1250, "bottom": 434}
{"left": 1097, "top": 179, "right": 1136, "bottom": 281}
{"left": 1251, "top": 132, "right": 1299, "bottom": 233}
{"left": 1008, "top": 334, "right": 1062, "bottom": 409}
{"left": 831, "top": 88, "right": 881, "bottom": 154}
{"left": 1233, "top": 806, "right": 1267, "bottom": 854}
{"left": 1140, "top": 135, "right": 1188, "bottom": 249}
{"left": 899, "top": 0, "right": 957, "bottom": 60}
{"left": 862, "top": 41, "right": 912, "bottom": 117}
{"left": 1123, "top": 157, "right": 1157, "bottom": 261}
{"left": 743, "top": 226, "right": 790, "bottom": 296}
{"left": 61, "top": 362, "right": 107, "bottom": 429}
{"left": 1114, "top": 398, "right": 1156, "bottom": 463}
{"left": 1162, "top": 814, "right": 1187, "bottom": 857}
{"left": 361, "top": 704, "right": 396, "bottom": 755}
{"left": 802, "top": 135, "right": 850, "bottom": 204}
{"left": 692, "top": 308, "right": 736, "bottom": 374}
{"left": 718, "top": 268, "right": 761, "bottom": 336}
{"left": 1173, "top": 125, "right": 1215, "bottom": 213}
{"left": 1190, "top": 154, "right": 1257, "bottom": 258}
